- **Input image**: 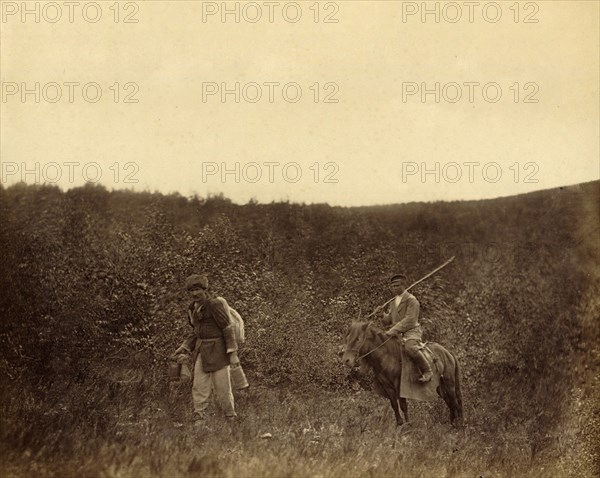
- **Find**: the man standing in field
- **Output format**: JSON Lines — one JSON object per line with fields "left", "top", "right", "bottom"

{"left": 381, "top": 274, "right": 433, "bottom": 383}
{"left": 173, "top": 274, "right": 239, "bottom": 423}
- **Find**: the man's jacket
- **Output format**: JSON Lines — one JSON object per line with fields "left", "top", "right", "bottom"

{"left": 383, "top": 290, "right": 422, "bottom": 341}
{"left": 181, "top": 298, "right": 237, "bottom": 372}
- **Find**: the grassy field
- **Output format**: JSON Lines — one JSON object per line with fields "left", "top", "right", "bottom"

{"left": 1, "top": 375, "right": 597, "bottom": 478}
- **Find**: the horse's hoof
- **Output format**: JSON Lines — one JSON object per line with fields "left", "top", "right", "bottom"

{"left": 453, "top": 419, "right": 465, "bottom": 429}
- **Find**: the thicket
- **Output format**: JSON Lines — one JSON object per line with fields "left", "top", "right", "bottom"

{"left": 0, "top": 181, "right": 598, "bottom": 472}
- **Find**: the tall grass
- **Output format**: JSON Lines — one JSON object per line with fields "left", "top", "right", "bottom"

{"left": 1, "top": 378, "right": 596, "bottom": 478}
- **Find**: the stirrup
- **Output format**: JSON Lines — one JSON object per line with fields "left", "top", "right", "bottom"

{"left": 418, "top": 371, "right": 433, "bottom": 383}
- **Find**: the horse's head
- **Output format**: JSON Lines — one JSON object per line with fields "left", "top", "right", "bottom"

{"left": 341, "top": 320, "right": 372, "bottom": 368}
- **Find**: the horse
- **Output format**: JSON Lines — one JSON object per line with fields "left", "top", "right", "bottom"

{"left": 341, "top": 320, "right": 463, "bottom": 428}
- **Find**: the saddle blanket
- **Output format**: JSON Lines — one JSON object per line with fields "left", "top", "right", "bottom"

{"left": 400, "top": 343, "right": 440, "bottom": 401}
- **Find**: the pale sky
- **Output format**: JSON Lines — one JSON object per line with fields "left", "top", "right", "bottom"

{"left": 1, "top": 0, "right": 598, "bottom": 206}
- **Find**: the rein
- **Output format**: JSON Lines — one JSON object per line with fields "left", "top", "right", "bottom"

{"left": 357, "top": 335, "right": 394, "bottom": 360}
{"left": 348, "top": 327, "right": 395, "bottom": 360}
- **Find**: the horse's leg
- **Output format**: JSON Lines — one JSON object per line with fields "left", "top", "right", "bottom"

{"left": 449, "top": 390, "right": 458, "bottom": 426}
{"left": 438, "top": 377, "right": 454, "bottom": 424}
{"left": 453, "top": 357, "right": 464, "bottom": 428}
{"left": 444, "top": 353, "right": 466, "bottom": 428}
{"left": 398, "top": 397, "right": 409, "bottom": 423}
{"left": 442, "top": 376, "right": 461, "bottom": 427}
{"left": 436, "top": 384, "right": 443, "bottom": 398}
{"left": 384, "top": 380, "right": 402, "bottom": 426}
{"left": 432, "top": 345, "right": 464, "bottom": 428}
{"left": 432, "top": 351, "right": 454, "bottom": 424}
{"left": 377, "top": 374, "right": 402, "bottom": 426}
{"left": 389, "top": 396, "right": 403, "bottom": 426}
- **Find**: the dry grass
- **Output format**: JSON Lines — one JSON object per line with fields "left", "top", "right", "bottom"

{"left": 1, "top": 380, "right": 596, "bottom": 478}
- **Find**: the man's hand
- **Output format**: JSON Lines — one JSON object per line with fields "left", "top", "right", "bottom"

{"left": 176, "top": 353, "right": 190, "bottom": 365}
{"left": 172, "top": 345, "right": 188, "bottom": 358}
{"left": 229, "top": 351, "right": 240, "bottom": 366}
{"left": 373, "top": 305, "right": 386, "bottom": 317}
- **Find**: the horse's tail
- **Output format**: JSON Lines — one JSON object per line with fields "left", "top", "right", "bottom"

{"left": 453, "top": 354, "right": 464, "bottom": 423}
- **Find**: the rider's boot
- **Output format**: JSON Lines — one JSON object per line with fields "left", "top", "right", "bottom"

{"left": 414, "top": 350, "right": 433, "bottom": 383}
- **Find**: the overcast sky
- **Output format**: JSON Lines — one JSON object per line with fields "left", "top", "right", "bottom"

{"left": 1, "top": 1, "right": 598, "bottom": 206}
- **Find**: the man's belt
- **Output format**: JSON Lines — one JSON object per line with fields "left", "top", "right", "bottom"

{"left": 399, "top": 324, "right": 421, "bottom": 337}
{"left": 400, "top": 324, "right": 420, "bottom": 333}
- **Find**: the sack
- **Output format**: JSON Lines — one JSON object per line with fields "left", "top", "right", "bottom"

{"left": 217, "top": 297, "right": 245, "bottom": 344}
{"left": 230, "top": 363, "right": 249, "bottom": 389}
{"left": 228, "top": 307, "right": 245, "bottom": 344}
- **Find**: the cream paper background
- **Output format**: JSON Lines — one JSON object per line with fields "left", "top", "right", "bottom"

{"left": 1, "top": 0, "right": 598, "bottom": 206}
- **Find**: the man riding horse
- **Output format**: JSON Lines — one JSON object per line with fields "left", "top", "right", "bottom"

{"left": 381, "top": 274, "right": 433, "bottom": 383}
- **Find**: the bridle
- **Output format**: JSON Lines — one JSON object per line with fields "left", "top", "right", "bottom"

{"left": 346, "top": 323, "right": 395, "bottom": 361}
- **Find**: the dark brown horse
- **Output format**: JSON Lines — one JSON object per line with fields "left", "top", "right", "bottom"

{"left": 342, "top": 321, "right": 463, "bottom": 428}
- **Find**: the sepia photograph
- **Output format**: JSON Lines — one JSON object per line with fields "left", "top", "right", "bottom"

{"left": 1, "top": 1, "right": 598, "bottom": 476}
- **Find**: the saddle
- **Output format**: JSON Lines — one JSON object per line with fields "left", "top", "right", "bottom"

{"left": 399, "top": 338, "right": 437, "bottom": 370}
{"left": 416, "top": 341, "right": 437, "bottom": 368}
{"left": 399, "top": 341, "right": 440, "bottom": 401}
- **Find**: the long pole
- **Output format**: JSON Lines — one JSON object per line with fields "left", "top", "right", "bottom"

{"left": 364, "top": 256, "right": 455, "bottom": 319}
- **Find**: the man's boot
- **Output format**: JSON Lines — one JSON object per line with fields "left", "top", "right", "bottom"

{"left": 414, "top": 350, "right": 433, "bottom": 383}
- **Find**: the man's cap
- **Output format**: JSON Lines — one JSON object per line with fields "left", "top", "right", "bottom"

{"left": 390, "top": 274, "right": 407, "bottom": 284}
{"left": 185, "top": 274, "right": 208, "bottom": 291}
